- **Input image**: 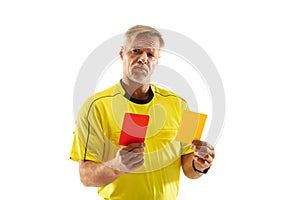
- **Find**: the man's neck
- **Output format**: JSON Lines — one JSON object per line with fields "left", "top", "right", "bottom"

{"left": 121, "top": 77, "right": 151, "bottom": 100}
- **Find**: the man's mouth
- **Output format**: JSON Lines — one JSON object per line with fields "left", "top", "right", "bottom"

{"left": 133, "top": 65, "right": 149, "bottom": 73}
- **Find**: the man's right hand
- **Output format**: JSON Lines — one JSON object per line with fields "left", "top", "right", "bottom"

{"left": 105, "top": 143, "right": 145, "bottom": 173}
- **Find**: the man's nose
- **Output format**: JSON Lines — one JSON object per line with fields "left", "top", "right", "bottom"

{"left": 138, "top": 52, "right": 148, "bottom": 64}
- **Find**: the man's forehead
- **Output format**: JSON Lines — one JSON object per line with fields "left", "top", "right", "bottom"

{"left": 127, "top": 35, "right": 160, "bottom": 50}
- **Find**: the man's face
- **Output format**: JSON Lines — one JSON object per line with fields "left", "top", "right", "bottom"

{"left": 121, "top": 35, "right": 160, "bottom": 84}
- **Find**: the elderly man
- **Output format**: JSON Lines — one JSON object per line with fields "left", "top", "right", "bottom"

{"left": 70, "top": 25, "right": 215, "bottom": 200}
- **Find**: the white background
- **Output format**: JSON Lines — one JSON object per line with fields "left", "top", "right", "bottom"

{"left": 1, "top": 0, "right": 299, "bottom": 199}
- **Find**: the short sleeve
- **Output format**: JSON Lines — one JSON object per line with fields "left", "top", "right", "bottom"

{"left": 180, "top": 142, "right": 194, "bottom": 155}
{"left": 69, "top": 98, "right": 105, "bottom": 162}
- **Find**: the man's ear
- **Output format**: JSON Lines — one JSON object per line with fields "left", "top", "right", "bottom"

{"left": 119, "top": 47, "right": 124, "bottom": 60}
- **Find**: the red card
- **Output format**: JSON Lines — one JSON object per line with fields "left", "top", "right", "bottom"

{"left": 119, "top": 113, "right": 150, "bottom": 146}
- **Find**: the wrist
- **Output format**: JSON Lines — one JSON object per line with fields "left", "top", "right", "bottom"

{"left": 192, "top": 160, "right": 211, "bottom": 174}
{"left": 112, "top": 168, "right": 123, "bottom": 176}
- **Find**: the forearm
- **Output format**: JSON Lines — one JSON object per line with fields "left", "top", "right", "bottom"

{"left": 181, "top": 153, "right": 203, "bottom": 179}
{"left": 79, "top": 160, "right": 123, "bottom": 187}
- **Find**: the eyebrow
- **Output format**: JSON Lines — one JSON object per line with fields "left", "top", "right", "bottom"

{"left": 131, "top": 47, "right": 159, "bottom": 52}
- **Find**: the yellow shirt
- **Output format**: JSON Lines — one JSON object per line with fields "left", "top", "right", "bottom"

{"left": 70, "top": 81, "right": 193, "bottom": 200}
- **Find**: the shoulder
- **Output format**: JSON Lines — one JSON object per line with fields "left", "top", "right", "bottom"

{"left": 151, "top": 84, "right": 187, "bottom": 103}
{"left": 91, "top": 84, "right": 121, "bottom": 102}
{"left": 79, "top": 83, "right": 121, "bottom": 114}
{"left": 151, "top": 84, "right": 189, "bottom": 113}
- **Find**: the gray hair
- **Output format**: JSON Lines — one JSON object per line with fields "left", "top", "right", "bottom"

{"left": 123, "top": 25, "right": 165, "bottom": 50}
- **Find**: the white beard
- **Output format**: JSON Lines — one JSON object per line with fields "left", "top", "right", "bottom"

{"left": 127, "top": 65, "right": 152, "bottom": 84}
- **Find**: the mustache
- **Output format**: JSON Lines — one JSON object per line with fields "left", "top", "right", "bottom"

{"left": 132, "top": 64, "right": 149, "bottom": 73}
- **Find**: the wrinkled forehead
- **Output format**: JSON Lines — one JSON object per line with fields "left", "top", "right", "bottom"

{"left": 124, "top": 34, "right": 160, "bottom": 51}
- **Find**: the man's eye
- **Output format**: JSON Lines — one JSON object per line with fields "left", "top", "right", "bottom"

{"left": 131, "top": 49, "right": 141, "bottom": 54}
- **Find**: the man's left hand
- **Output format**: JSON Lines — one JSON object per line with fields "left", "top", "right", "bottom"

{"left": 191, "top": 140, "right": 215, "bottom": 171}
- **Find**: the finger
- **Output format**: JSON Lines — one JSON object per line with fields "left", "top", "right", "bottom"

{"left": 131, "top": 147, "right": 145, "bottom": 153}
{"left": 130, "top": 159, "right": 145, "bottom": 170}
{"left": 120, "top": 150, "right": 143, "bottom": 164}
{"left": 120, "top": 147, "right": 144, "bottom": 155}
{"left": 123, "top": 143, "right": 145, "bottom": 152}
{"left": 193, "top": 157, "right": 211, "bottom": 170}
{"left": 193, "top": 147, "right": 214, "bottom": 158}
{"left": 192, "top": 145, "right": 210, "bottom": 155}
{"left": 123, "top": 152, "right": 144, "bottom": 169}
{"left": 125, "top": 142, "right": 145, "bottom": 150}
{"left": 194, "top": 153, "right": 213, "bottom": 163}
{"left": 211, "top": 149, "right": 216, "bottom": 159}
{"left": 194, "top": 149, "right": 210, "bottom": 159}
{"left": 191, "top": 140, "right": 214, "bottom": 150}
{"left": 127, "top": 153, "right": 144, "bottom": 166}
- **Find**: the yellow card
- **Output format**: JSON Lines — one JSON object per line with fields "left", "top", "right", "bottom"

{"left": 175, "top": 110, "right": 207, "bottom": 143}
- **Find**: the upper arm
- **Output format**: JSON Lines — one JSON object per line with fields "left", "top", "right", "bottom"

{"left": 70, "top": 98, "right": 105, "bottom": 163}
